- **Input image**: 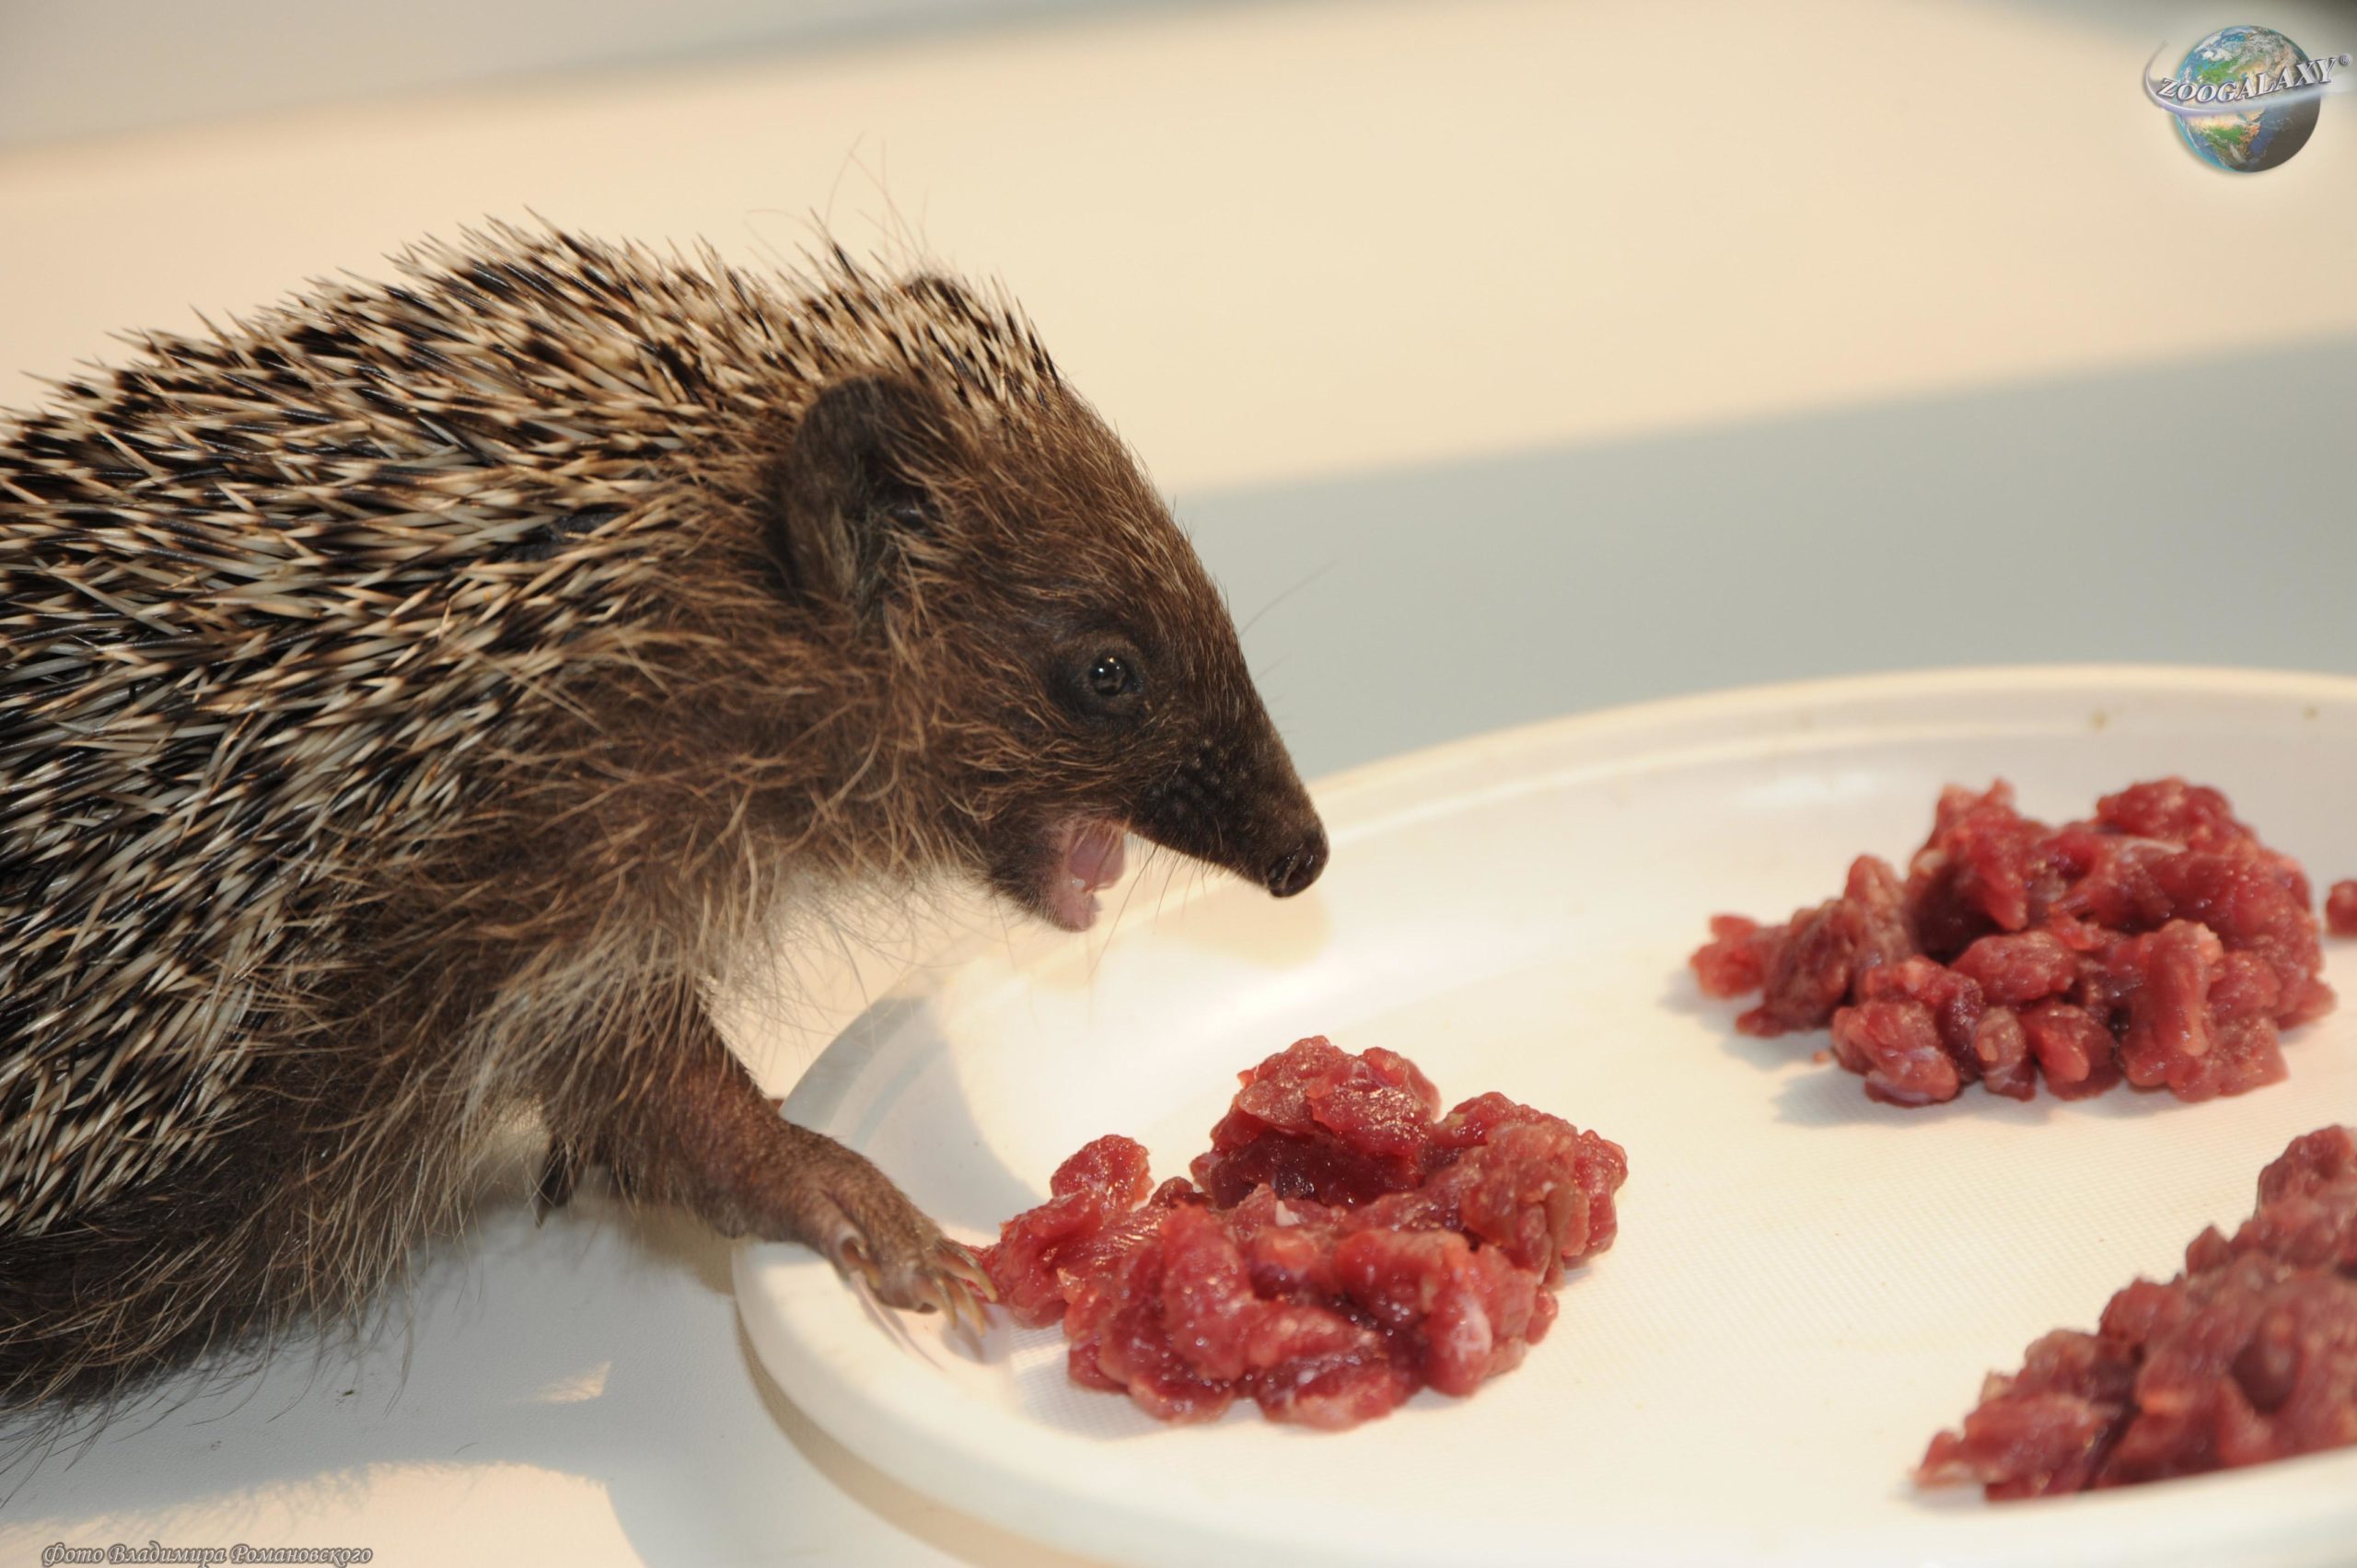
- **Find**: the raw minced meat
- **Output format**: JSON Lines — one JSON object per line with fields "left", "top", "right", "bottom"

{"left": 1919, "top": 1126, "right": 2357, "bottom": 1497}
{"left": 1691, "top": 779, "right": 2334, "bottom": 1106}
{"left": 2328, "top": 880, "right": 2357, "bottom": 938}
{"left": 977, "top": 1037, "right": 1626, "bottom": 1428}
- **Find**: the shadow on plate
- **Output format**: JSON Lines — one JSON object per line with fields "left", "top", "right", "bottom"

{"left": 737, "top": 1322, "right": 1107, "bottom": 1566}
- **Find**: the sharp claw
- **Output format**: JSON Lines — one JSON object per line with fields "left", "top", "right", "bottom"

{"left": 838, "top": 1237, "right": 884, "bottom": 1294}
{"left": 935, "top": 1275, "right": 989, "bottom": 1348}
{"left": 955, "top": 1279, "right": 992, "bottom": 1339}
{"left": 821, "top": 1213, "right": 998, "bottom": 1344}
{"left": 846, "top": 1259, "right": 885, "bottom": 1318}
{"left": 937, "top": 1243, "right": 999, "bottom": 1302}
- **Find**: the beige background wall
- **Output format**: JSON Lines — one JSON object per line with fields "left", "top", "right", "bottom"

{"left": 6, "top": 1, "right": 2354, "bottom": 498}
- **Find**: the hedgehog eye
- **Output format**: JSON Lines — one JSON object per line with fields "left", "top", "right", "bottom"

{"left": 1087, "top": 654, "right": 1132, "bottom": 698}
{"left": 1071, "top": 647, "right": 1144, "bottom": 715}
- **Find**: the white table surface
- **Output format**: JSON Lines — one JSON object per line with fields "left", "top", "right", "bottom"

{"left": 3, "top": 1, "right": 2354, "bottom": 1562}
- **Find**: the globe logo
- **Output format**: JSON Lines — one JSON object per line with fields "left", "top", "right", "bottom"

{"left": 2143, "top": 25, "right": 2350, "bottom": 172}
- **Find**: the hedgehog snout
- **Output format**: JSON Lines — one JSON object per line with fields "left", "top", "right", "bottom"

{"left": 1130, "top": 726, "right": 1327, "bottom": 902}
{"left": 1264, "top": 828, "right": 1329, "bottom": 899}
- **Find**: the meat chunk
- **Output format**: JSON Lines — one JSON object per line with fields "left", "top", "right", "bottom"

{"left": 1691, "top": 778, "right": 2333, "bottom": 1106}
{"left": 2327, "top": 879, "right": 2357, "bottom": 938}
{"left": 978, "top": 1037, "right": 1626, "bottom": 1429}
{"left": 1920, "top": 1127, "right": 2357, "bottom": 1497}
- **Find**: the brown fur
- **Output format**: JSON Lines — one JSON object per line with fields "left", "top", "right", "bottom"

{"left": 0, "top": 225, "right": 1325, "bottom": 1411}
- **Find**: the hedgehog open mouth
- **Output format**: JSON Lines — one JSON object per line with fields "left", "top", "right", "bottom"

{"left": 1042, "top": 818, "right": 1130, "bottom": 932}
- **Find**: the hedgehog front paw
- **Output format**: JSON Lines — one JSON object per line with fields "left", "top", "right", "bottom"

{"left": 780, "top": 1129, "right": 996, "bottom": 1333}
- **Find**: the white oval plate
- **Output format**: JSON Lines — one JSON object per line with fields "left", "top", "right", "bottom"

{"left": 736, "top": 667, "right": 2357, "bottom": 1568}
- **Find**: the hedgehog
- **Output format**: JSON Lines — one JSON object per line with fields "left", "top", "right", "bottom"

{"left": 0, "top": 222, "right": 1329, "bottom": 1411}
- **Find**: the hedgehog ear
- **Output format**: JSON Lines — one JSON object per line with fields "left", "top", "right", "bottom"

{"left": 763, "top": 376, "right": 949, "bottom": 615}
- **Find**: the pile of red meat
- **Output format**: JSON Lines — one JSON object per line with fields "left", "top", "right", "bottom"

{"left": 977, "top": 1037, "right": 1627, "bottom": 1428}
{"left": 1690, "top": 778, "right": 2335, "bottom": 1106}
{"left": 1920, "top": 1125, "right": 2357, "bottom": 1496}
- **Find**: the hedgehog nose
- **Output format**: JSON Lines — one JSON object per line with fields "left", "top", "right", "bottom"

{"left": 1264, "top": 830, "right": 1329, "bottom": 899}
